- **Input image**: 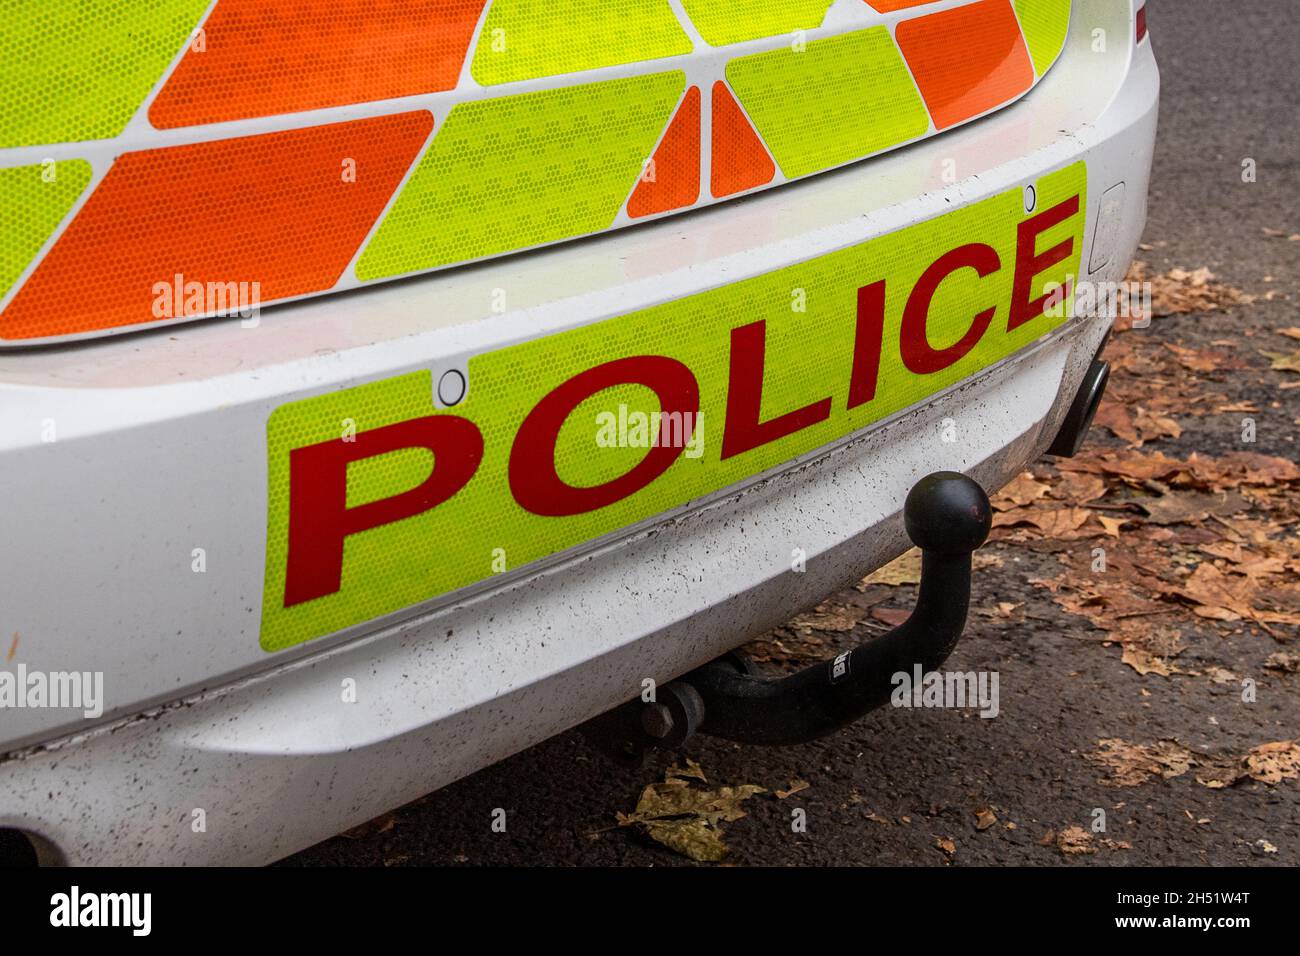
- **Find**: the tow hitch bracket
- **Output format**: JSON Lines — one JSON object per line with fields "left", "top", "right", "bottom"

{"left": 582, "top": 471, "right": 992, "bottom": 760}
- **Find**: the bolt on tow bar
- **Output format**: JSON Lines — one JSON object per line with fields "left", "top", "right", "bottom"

{"left": 582, "top": 471, "right": 992, "bottom": 761}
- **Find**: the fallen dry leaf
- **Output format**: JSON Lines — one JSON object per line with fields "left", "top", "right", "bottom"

{"left": 1243, "top": 740, "right": 1300, "bottom": 785}
{"left": 1056, "top": 826, "right": 1096, "bottom": 855}
{"left": 1098, "top": 515, "right": 1128, "bottom": 537}
{"left": 861, "top": 548, "right": 922, "bottom": 587}
{"left": 871, "top": 606, "right": 911, "bottom": 627}
{"left": 1166, "top": 561, "right": 1299, "bottom": 627}
{"left": 1262, "top": 350, "right": 1300, "bottom": 374}
{"left": 340, "top": 811, "right": 399, "bottom": 840}
{"left": 975, "top": 807, "right": 998, "bottom": 831}
{"left": 991, "top": 471, "right": 1052, "bottom": 509}
{"left": 1133, "top": 406, "right": 1183, "bottom": 442}
{"left": 617, "top": 767, "right": 764, "bottom": 863}
{"left": 666, "top": 758, "right": 708, "bottom": 783}
{"left": 789, "top": 604, "right": 862, "bottom": 633}
{"left": 992, "top": 506, "right": 1092, "bottom": 537}
{"left": 1090, "top": 739, "right": 1195, "bottom": 787}
{"left": 1123, "top": 261, "right": 1255, "bottom": 321}
{"left": 1059, "top": 449, "right": 1186, "bottom": 484}
{"left": 1196, "top": 741, "right": 1300, "bottom": 790}
{"left": 1162, "top": 341, "right": 1228, "bottom": 373}
{"left": 1184, "top": 452, "right": 1300, "bottom": 489}
{"left": 1136, "top": 490, "right": 1248, "bottom": 526}
{"left": 1264, "top": 651, "right": 1300, "bottom": 673}
{"left": 1122, "top": 642, "right": 1174, "bottom": 677}
{"left": 1095, "top": 402, "right": 1140, "bottom": 444}
{"left": 1200, "top": 666, "right": 1239, "bottom": 685}
{"left": 775, "top": 779, "right": 810, "bottom": 800}
{"left": 1051, "top": 471, "right": 1109, "bottom": 504}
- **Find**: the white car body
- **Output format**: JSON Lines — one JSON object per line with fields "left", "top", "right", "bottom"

{"left": 0, "top": 0, "right": 1156, "bottom": 864}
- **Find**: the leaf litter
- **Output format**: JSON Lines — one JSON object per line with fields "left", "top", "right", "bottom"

{"left": 688, "top": 257, "right": 1293, "bottom": 858}
{"left": 616, "top": 759, "right": 764, "bottom": 862}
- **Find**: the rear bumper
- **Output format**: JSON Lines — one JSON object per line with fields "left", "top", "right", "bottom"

{"left": 0, "top": 4, "right": 1158, "bottom": 864}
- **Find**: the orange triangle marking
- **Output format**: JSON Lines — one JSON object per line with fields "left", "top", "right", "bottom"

{"left": 711, "top": 81, "right": 775, "bottom": 198}
{"left": 628, "top": 86, "right": 702, "bottom": 218}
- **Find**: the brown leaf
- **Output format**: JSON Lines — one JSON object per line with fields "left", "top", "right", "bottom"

{"left": 1098, "top": 515, "right": 1127, "bottom": 537}
{"left": 1056, "top": 826, "right": 1096, "bottom": 855}
{"left": 1169, "top": 562, "right": 1271, "bottom": 624}
{"left": 1198, "top": 543, "right": 1288, "bottom": 580}
{"left": 665, "top": 758, "right": 708, "bottom": 783}
{"left": 340, "top": 811, "right": 399, "bottom": 840}
{"left": 743, "top": 637, "right": 824, "bottom": 664}
{"left": 618, "top": 770, "right": 765, "bottom": 862}
{"left": 1051, "top": 471, "right": 1108, "bottom": 504}
{"left": 936, "top": 837, "right": 956, "bottom": 858}
{"left": 1262, "top": 350, "right": 1300, "bottom": 374}
{"left": 861, "top": 549, "right": 922, "bottom": 587}
{"left": 1244, "top": 740, "right": 1300, "bottom": 785}
{"left": 1136, "top": 490, "right": 1248, "bottom": 526}
{"left": 991, "top": 471, "right": 1052, "bottom": 510}
{"left": 870, "top": 606, "right": 911, "bottom": 627}
{"left": 993, "top": 506, "right": 1092, "bottom": 537}
{"left": 1094, "top": 402, "right": 1140, "bottom": 444}
{"left": 1264, "top": 652, "right": 1300, "bottom": 673}
{"left": 775, "top": 779, "right": 810, "bottom": 800}
{"left": 1184, "top": 452, "right": 1300, "bottom": 489}
{"left": 1124, "top": 261, "right": 1255, "bottom": 319}
{"left": 1196, "top": 740, "right": 1300, "bottom": 789}
{"left": 790, "top": 604, "right": 861, "bottom": 632}
{"left": 1122, "top": 643, "right": 1173, "bottom": 677}
{"left": 1089, "top": 739, "right": 1195, "bottom": 787}
{"left": 1132, "top": 406, "right": 1183, "bottom": 442}
{"left": 1162, "top": 342, "right": 1224, "bottom": 373}
{"left": 1060, "top": 449, "right": 1186, "bottom": 484}
{"left": 975, "top": 807, "right": 998, "bottom": 831}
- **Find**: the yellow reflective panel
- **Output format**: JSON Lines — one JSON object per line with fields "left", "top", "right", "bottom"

{"left": 678, "top": 0, "right": 834, "bottom": 46}
{"left": 0, "top": 160, "right": 92, "bottom": 303}
{"left": 0, "top": 0, "right": 210, "bottom": 147}
{"left": 263, "top": 163, "right": 1087, "bottom": 650}
{"left": 725, "top": 28, "right": 930, "bottom": 179}
{"left": 357, "top": 73, "right": 686, "bottom": 280}
{"left": 1013, "top": 0, "right": 1073, "bottom": 77}
{"left": 471, "top": 0, "right": 692, "bottom": 84}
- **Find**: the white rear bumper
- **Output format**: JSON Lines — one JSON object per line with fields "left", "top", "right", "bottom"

{"left": 0, "top": 4, "right": 1158, "bottom": 864}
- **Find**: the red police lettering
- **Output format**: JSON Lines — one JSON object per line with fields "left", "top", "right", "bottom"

{"left": 848, "top": 280, "right": 887, "bottom": 409}
{"left": 900, "top": 243, "right": 1002, "bottom": 375}
{"left": 284, "top": 416, "right": 484, "bottom": 607}
{"left": 721, "top": 319, "right": 832, "bottom": 459}
{"left": 509, "top": 355, "right": 699, "bottom": 517}
{"left": 1008, "top": 194, "right": 1079, "bottom": 331}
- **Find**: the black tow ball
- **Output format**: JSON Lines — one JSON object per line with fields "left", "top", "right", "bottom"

{"left": 580, "top": 471, "right": 992, "bottom": 761}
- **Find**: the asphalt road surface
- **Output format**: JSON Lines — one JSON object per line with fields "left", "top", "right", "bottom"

{"left": 289, "top": 1, "right": 1299, "bottom": 866}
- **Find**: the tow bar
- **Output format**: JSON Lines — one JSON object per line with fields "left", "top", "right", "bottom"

{"left": 582, "top": 471, "right": 992, "bottom": 760}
